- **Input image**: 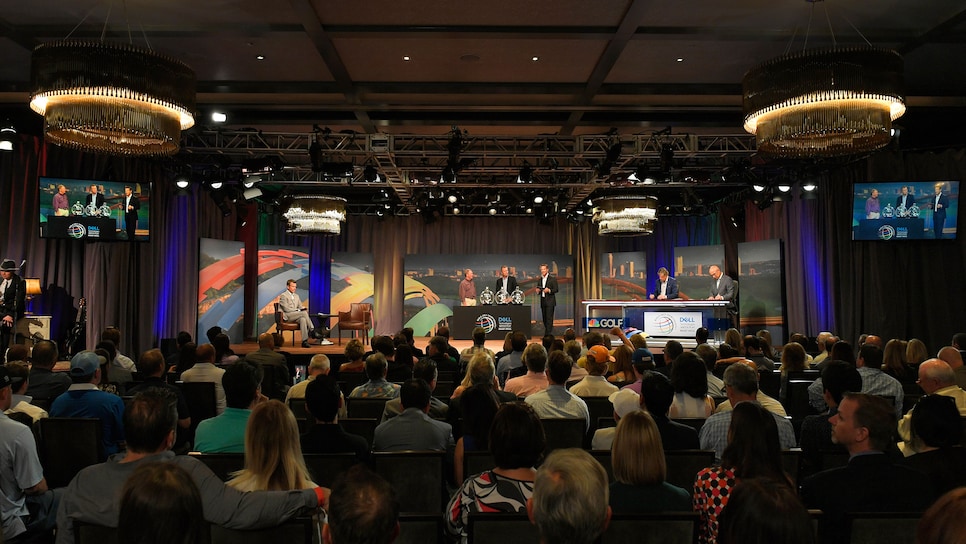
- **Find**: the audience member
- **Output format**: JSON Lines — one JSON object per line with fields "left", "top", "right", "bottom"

{"left": 798, "top": 361, "right": 862, "bottom": 477}
{"left": 164, "top": 330, "right": 193, "bottom": 371}
{"left": 24, "top": 339, "right": 70, "bottom": 402}
{"left": 699, "top": 363, "right": 795, "bottom": 463}
{"left": 401, "top": 327, "right": 424, "bottom": 358}
{"left": 755, "top": 329, "right": 777, "bottom": 360}
{"left": 713, "top": 359, "right": 788, "bottom": 417}
{"left": 937, "top": 346, "right": 966, "bottom": 390}
{"left": 228, "top": 400, "right": 316, "bottom": 492}
{"left": 694, "top": 343, "right": 725, "bottom": 397}
{"left": 898, "top": 358, "right": 966, "bottom": 455}
{"left": 338, "top": 339, "right": 366, "bottom": 373}
{"left": 828, "top": 340, "right": 855, "bottom": 365}
{"left": 212, "top": 333, "right": 239, "bottom": 367}
{"left": 446, "top": 352, "right": 517, "bottom": 433}
{"left": 527, "top": 448, "right": 611, "bottom": 544}
{"left": 194, "top": 361, "right": 267, "bottom": 453}
{"left": 900, "top": 395, "right": 966, "bottom": 495}
{"left": 0, "top": 366, "right": 59, "bottom": 543}
{"left": 778, "top": 341, "right": 808, "bottom": 401}
{"left": 171, "top": 341, "right": 197, "bottom": 377}
{"left": 568, "top": 345, "right": 619, "bottom": 397}
{"left": 452, "top": 384, "right": 500, "bottom": 484}
{"left": 4, "top": 361, "right": 49, "bottom": 422}
{"left": 127, "top": 349, "right": 191, "bottom": 447}
{"left": 525, "top": 351, "right": 590, "bottom": 430}
{"left": 743, "top": 336, "right": 775, "bottom": 371}
{"left": 694, "top": 402, "right": 792, "bottom": 544}
{"left": 607, "top": 345, "right": 635, "bottom": 384}
{"left": 421, "top": 335, "right": 458, "bottom": 374}
{"left": 285, "top": 353, "right": 333, "bottom": 403}
{"left": 639, "top": 372, "right": 699, "bottom": 450}
{"left": 180, "top": 343, "right": 226, "bottom": 413}
{"left": 906, "top": 338, "right": 930, "bottom": 367}
{"left": 300, "top": 376, "right": 369, "bottom": 461}
{"left": 812, "top": 331, "right": 834, "bottom": 366}
{"left": 323, "top": 465, "right": 398, "bottom": 544}
{"left": 372, "top": 378, "right": 454, "bottom": 451}
{"left": 246, "top": 332, "right": 291, "bottom": 398}
{"left": 496, "top": 331, "right": 528, "bottom": 379}
{"left": 94, "top": 340, "right": 132, "bottom": 389}
{"left": 117, "top": 462, "right": 206, "bottom": 544}
{"left": 56, "top": 389, "right": 326, "bottom": 544}
{"left": 435, "top": 326, "right": 461, "bottom": 362}
{"left": 800, "top": 393, "right": 936, "bottom": 544}
{"left": 49, "top": 350, "right": 125, "bottom": 458}
{"left": 808, "top": 343, "right": 904, "bottom": 414}
{"left": 716, "top": 477, "right": 814, "bottom": 544}
{"left": 505, "top": 343, "right": 550, "bottom": 397}
{"left": 917, "top": 487, "right": 966, "bottom": 544}
{"left": 445, "top": 401, "right": 544, "bottom": 540}
{"left": 882, "top": 338, "right": 915, "bottom": 384}
{"left": 591, "top": 388, "right": 641, "bottom": 450}
{"left": 348, "top": 353, "right": 400, "bottom": 398}
{"left": 669, "top": 351, "right": 714, "bottom": 418}
{"left": 382, "top": 358, "right": 448, "bottom": 421}
{"left": 101, "top": 327, "right": 136, "bottom": 371}
{"left": 609, "top": 411, "right": 690, "bottom": 513}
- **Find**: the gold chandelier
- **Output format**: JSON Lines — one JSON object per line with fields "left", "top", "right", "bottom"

{"left": 742, "top": 47, "right": 905, "bottom": 158}
{"left": 592, "top": 195, "right": 659, "bottom": 236}
{"left": 29, "top": 40, "right": 196, "bottom": 156}
{"left": 283, "top": 195, "right": 347, "bottom": 235}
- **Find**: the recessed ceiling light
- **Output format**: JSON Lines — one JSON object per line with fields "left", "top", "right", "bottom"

{"left": 531, "top": 56, "right": 539, "bottom": 62}
{"left": 256, "top": 55, "right": 265, "bottom": 61}
{"left": 676, "top": 57, "right": 684, "bottom": 62}
{"left": 402, "top": 55, "right": 411, "bottom": 61}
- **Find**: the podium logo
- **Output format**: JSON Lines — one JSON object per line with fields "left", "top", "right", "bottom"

{"left": 476, "top": 314, "right": 497, "bottom": 334}
{"left": 877, "top": 224, "right": 896, "bottom": 240}
{"left": 652, "top": 314, "right": 675, "bottom": 334}
{"left": 67, "top": 223, "right": 87, "bottom": 239}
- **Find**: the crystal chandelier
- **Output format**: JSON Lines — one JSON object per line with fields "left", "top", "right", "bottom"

{"left": 742, "top": 47, "right": 905, "bottom": 158}
{"left": 29, "top": 40, "right": 196, "bottom": 156}
{"left": 283, "top": 195, "right": 347, "bottom": 235}
{"left": 592, "top": 195, "right": 659, "bottom": 236}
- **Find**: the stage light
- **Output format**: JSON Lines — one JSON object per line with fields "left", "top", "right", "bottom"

{"left": 174, "top": 176, "right": 190, "bottom": 190}
{"left": 0, "top": 124, "right": 16, "bottom": 152}
{"left": 211, "top": 111, "right": 227, "bottom": 123}
{"left": 533, "top": 195, "right": 544, "bottom": 204}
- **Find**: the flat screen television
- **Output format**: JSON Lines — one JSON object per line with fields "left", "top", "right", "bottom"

{"left": 851, "top": 181, "right": 959, "bottom": 241}
{"left": 38, "top": 177, "right": 151, "bottom": 241}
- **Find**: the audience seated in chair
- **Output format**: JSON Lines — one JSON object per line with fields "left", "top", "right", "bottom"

{"left": 446, "top": 402, "right": 544, "bottom": 541}
{"left": 900, "top": 394, "right": 966, "bottom": 495}
{"left": 117, "top": 462, "right": 207, "bottom": 544}
{"left": 3, "top": 361, "right": 48, "bottom": 423}
{"left": 609, "top": 411, "right": 691, "bottom": 513}
{"left": 348, "top": 353, "right": 400, "bottom": 399}
{"left": 126, "top": 349, "right": 191, "bottom": 449}
{"left": 300, "top": 375, "right": 369, "bottom": 462}
{"left": 49, "top": 350, "right": 126, "bottom": 459}
{"left": 324, "top": 465, "right": 398, "bottom": 544}
{"left": 525, "top": 350, "right": 590, "bottom": 431}
{"left": 590, "top": 388, "right": 640, "bottom": 451}
{"left": 180, "top": 344, "right": 227, "bottom": 414}
{"left": 640, "top": 372, "right": 700, "bottom": 451}
{"left": 527, "top": 448, "right": 611, "bottom": 544}
{"left": 25, "top": 339, "right": 71, "bottom": 402}
{"left": 56, "top": 388, "right": 326, "bottom": 544}
{"left": 194, "top": 361, "right": 267, "bottom": 453}
{"left": 382, "top": 358, "right": 448, "bottom": 422}
{"left": 451, "top": 384, "right": 500, "bottom": 484}
{"left": 798, "top": 361, "right": 861, "bottom": 478}
{"left": 898, "top": 358, "right": 966, "bottom": 455}
{"left": 372, "top": 378, "right": 453, "bottom": 452}
{"left": 504, "top": 343, "right": 550, "bottom": 398}
{"left": 716, "top": 477, "right": 813, "bottom": 544}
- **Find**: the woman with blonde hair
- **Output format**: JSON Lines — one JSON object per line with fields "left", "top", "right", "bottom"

{"left": 228, "top": 400, "right": 316, "bottom": 491}
{"left": 452, "top": 351, "right": 498, "bottom": 399}
{"left": 724, "top": 328, "right": 743, "bottom": 353}
{"left": 610, "top": 411, "right": 691, "bottom": 512}
{"left": 906, "top": 338, "right": 930, "bottom": 367}
{"left": 338, "top": 338, "right": 366, "bottom": 373}
{"left": 883, "top": 338, "right": 915, "bottom": 384}
{"left": 607, "top": 345, "right": 636, "bottom": 384}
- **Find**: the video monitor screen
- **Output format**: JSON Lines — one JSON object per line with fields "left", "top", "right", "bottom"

{"left": 39, "top": 177, "right": 151, "bottom": 241}
{"left": 852, "top": 181, "right": 959, "bottom": 241}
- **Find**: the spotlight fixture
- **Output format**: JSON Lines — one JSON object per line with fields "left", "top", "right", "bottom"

{"left": 802, "top": 182, "right": 818, "bottom": 192}
{"left": 777, "top": 183, "right": 792, "bottom": 193}
{"left": 533, "top": 195, "right": 544, "bottom": 204}
{"left": 0, "top": 124, "right": 15, "bottom": 152}
{"left": 174, "top": 175, "right": 190, "bottom": 190}
{"left": 488, "top": 207, "right": 497, "bottom": 216}
{"left": 211, "top": 111, "right": 227, "bottom": 123}
{"left": 29, "top": 40, "right": 196, "bottom": 156}
{"left": 447, "top": 194, "right": 458, "bottom": 204}
{"left": 209, "top": 180, "right": 224, "bottom": 190}
{"left": 752, "top": 183, "right": 766, "bottom": 193}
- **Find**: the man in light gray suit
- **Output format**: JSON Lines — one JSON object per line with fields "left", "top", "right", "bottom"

{"left": 373, "top": 379, "right": 454, "bottom": 452}
{"left": 278, "top": 279, "right": 314, "bottom": 348}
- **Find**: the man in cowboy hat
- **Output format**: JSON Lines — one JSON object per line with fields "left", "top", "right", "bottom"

{"left": 0, "top": 259, "right": 25, "bottom": 357}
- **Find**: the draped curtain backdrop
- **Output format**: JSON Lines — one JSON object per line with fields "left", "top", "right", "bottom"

{"left": 1, "top": 134, "right": 963, "bottom": 356}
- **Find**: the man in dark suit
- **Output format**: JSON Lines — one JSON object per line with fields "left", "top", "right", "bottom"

{"left": 494, "top": 265, "right": 518, "bottom": 302}
{"left": 640, "top": 372, "right": 699, "bottom": 450}
{"left": 895, "top": 185, "right": 915, "bottom": 210}
{"left": 122, "top": 185, "right": 140, "bottom": 240}
{"left": 798, "top": 361, "right": 861, "bottom": 478}
{"left": 707, "top": 264, "right": 734, "bottom": 301}
{"left": 800, "top": 393, "right": 936, "bottom": 544}
{"left": 0, "top": 259, "right": 25, "bottom": 356}
{"left": 932, "top": 183, "right": 950, "bottom": 239}
{"left": 84, "top": 184, "right": 104, "bottom": 207}
{"left": 538, "top": 263, "right": 558, "bottom": 335}
{"left": 649, "top": 266, "right": 679, "bottom": 300}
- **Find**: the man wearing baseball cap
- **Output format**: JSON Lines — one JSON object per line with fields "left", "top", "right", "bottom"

{"left": 0, "top": 366, "right": 60, "bottom": 542}
{"left": 620, "top": 348, "right": 655, "bottom": 395}
{"left": 49, "top": 351, "right": 126, "bottom": 459}
{"left": 591, "top": 388, "right": 642, "bottom": 449}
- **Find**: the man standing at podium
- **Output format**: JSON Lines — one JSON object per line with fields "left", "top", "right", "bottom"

{"left": 459, "top": 269, "right": 477, "bottom": 306}
{"left": 0, "top": 259, "right": 25, "bottom": 357}
{"left": 538, "top": 263, "right": 558, "bottom": 335}
{"left": 494, "top": 266, "right": 518, "bottom": 301}
{"left": 707, "top": 265, "right": 734, "bottom": 301}
{"left": 279, "top": 279, "right": 314, "bottom": 348}
{"left": 123, "top": 186, "right": 140, "bottom": 240}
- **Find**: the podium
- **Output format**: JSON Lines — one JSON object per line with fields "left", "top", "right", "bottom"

{"left": 452, "top": 305, "right": 532, "bottom": 340}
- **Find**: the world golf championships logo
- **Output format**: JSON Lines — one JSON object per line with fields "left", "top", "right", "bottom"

{"left": 877, "top": 224, "right": 896, "bottom": 240}
{"left": 476, "top": 314, "right": 497, "bottom": 334}
{"left": 67, "top": 223, "right": 87, "bottom": 239}
{"left": 652, "top": 313, "right": 675, "bottom": 335}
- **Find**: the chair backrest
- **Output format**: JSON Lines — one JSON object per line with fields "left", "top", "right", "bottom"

{"left": 781, "top": 448, "right": 802, "bottom": 487}
{"left": 346, "top": 397, "right": 389, "bottom": 419}
{"left": 602, "top": 512, "right": 699, "bottom": 544}
{"left": 288, "top": 398, "right": 308, "bottom": 420}
{"left": 372, "top": 451, "right": 445, "bottom": 513}
{"left": 588, "top": 449, "right": 615, "bottom": 483}
{"left": 758, "top": 370, "right": 781, "bottom": 399}
{"left": 189, "top": 452, "right": 244, "bottom": 482}
{"left": 337, "top": 373, "right": 369, "bottom": 397}
{"left": 339, "top": 418, "right": 378, "bottom": 449}
{"left": 303, "top": 453, "right": 364, "bottom": 488}
{"left": 352, "top": 303, "right": 372, "bottom": 326}
{"left": 847, "top": 513, "right": 922, "bottom": 544}
{"left": 467, "top": 512, "right": 540, "bottom": 544}
{"left": 39, "top": 418, "right": 104, "bottom": 488}
{"left": 396, "top": 514, "right": 443, "bottom": 544}
{"left": 210, "top": 516, "right": 315, "bottom": 544}
{"left": 260, "top": 364, "right": 286, "bottom": 400}
{"left": 671, "top": 418, "right": 706, "bottom": 433}
{"left": 273, "top": 302, "right": 283, "bottom": 325}
{"left": 177, "top": 381, "right": 218, "bottom": 432}
{"left": 540, "top": 418, "right": 586, "bottom": 455}
{"left": 785, "top": 380, "right": 816, "bottom": 420}
{"left": 664, "top": 449, "right": 715, "bottom": 490}
{"left": 73, "top": 520, "right": 118, "bottom": 544}
{"left": 579, "top": 396, "right": 615, "bottom": 446}
{"left": 463, "top": 450, "right": 496, "bottom": 480}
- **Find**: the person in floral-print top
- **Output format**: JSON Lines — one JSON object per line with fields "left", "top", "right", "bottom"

{"left": 692, "top": 402, "right": 792, "bottom": 543}
{"left": 444, "top": 402, "right": 545, "bottom": 542}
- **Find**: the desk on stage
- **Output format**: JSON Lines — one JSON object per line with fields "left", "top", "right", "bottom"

{"left": 854, "top": 218, "right": 926, "bottom": 240}
{"left": 452, "top": 305, "right": 532, "bottom": 340}
{"left": 581, "top": 299, "right": 731, "bottom": 338}
{"left": 42, "top": 216, "right": 118, "bottom": 240}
